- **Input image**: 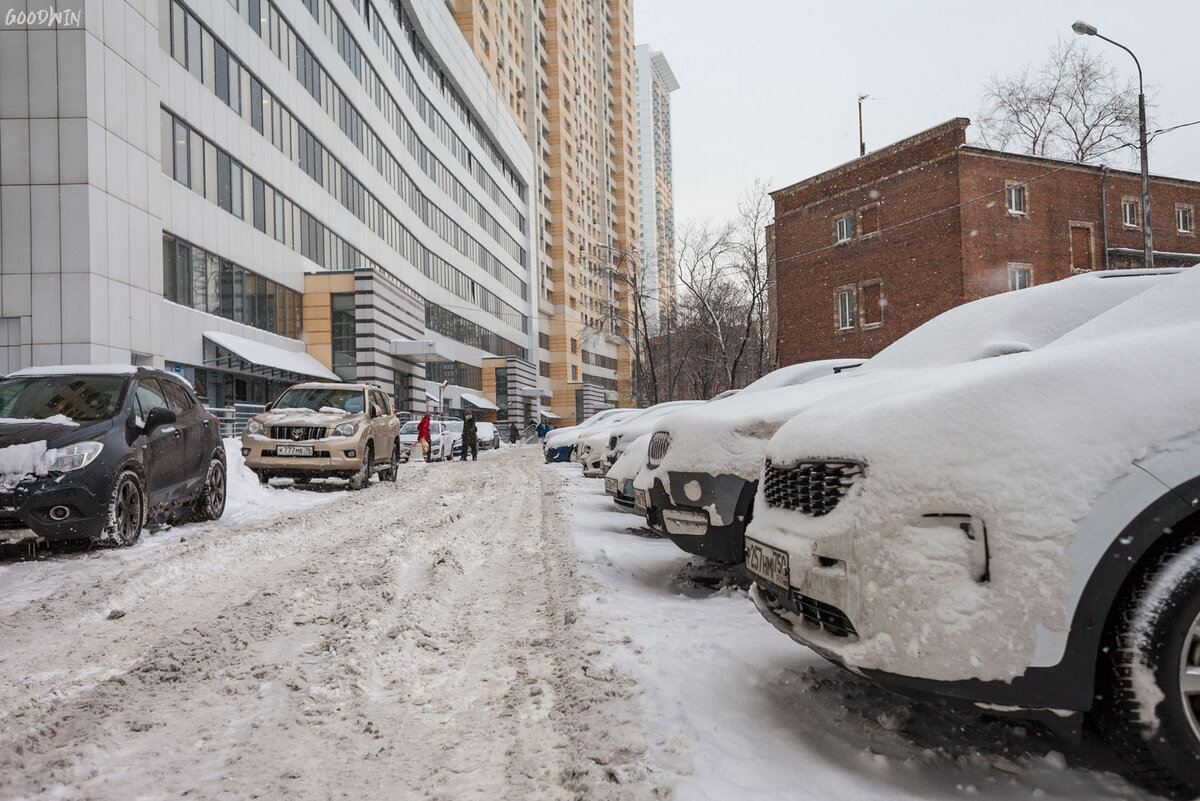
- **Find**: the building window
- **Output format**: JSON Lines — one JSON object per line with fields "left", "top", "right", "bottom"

{"left": 1122, "top": 197, "right": 1140, "bottom": 228}
{"left": 331, "top": 293, "right": 356, "bottom": 381}
{"left": 836, "top": 287, "right": 856, "bottom": 330}
{"left": 858, "top": 203, "right": 881, "bottom": 238}
{"left": 861, "top": 281, "right": 883, "bottom": 327}
{"left": 1177, "top": 204, "right": 1195, "bottom": 234}
{"left": 1009, "top": 264, "right": 1033, "bottom": 291}
{"left": 834, "top": 214, "right": 853, "bottom": 243}
{"left": 1005, "top": 184, "right": 1027, "bottom": 215}
{"left": 571, "top": 365, "right": 578, "bottom": 381}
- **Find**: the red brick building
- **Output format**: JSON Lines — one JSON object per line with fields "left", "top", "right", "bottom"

{"left": 769, "top": 118, "right": 1200, "bottom": 363}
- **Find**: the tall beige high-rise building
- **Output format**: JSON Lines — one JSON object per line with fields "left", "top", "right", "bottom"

{"left": 450, "top": 0, "right": 640, "bottom": 422}
{"left": 635, "top": 45, "right": 678, "bottom": 331}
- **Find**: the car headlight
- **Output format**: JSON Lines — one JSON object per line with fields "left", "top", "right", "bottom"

{"left": 333, "top": 422, "right": 358, "bottom": 437}
{"left": 245, "top": 420, "right": 264, "bottom": 435}
{"left": 46, "top": 441, "right": 103, "bottom": 473}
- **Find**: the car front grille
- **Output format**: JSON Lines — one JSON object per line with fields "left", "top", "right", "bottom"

{"left": 263, "top": 450, "right": 332, "bottom": 458}
{"left": 762, "top": 460, "right": 863, "bottom": 516}
{"left": 269, "top": 426, "right": 327, "bottom": 441}
{"left": 608, "top": 435, "right": 618, "bottom": 451}
{"left": 0, "top": 515, "right": 27, "bottom": 529}
{"left": 794, "top": 592, "right": 857, "bottom": 637}
{"left": 647, "top": 432, "right": 670, "bottom": 467}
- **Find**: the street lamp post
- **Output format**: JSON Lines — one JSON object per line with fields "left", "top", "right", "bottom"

{"left": 1072, "top": 20, "right": 1153, "bottom": 269}
{"left": 595, "top": 243, "right": 643, "bottom": 407}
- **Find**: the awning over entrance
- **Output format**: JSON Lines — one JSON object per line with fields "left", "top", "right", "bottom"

{"left": 460, "top": 392, "right": 500, "bottom": 411}
{"left": 539, "top": 409, "right": 561, "bottom": 419}
{"left": 516, "top": 386, "right": 553, "bottom": 398}
{"left": 390, "top": 339, "right": 454, "bottom": 362}
{"left": 204, "top": 331, "right": 340, "bottom": 381}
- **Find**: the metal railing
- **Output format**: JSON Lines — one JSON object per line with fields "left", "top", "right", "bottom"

{"left": 206, "top": 403, "right": 266, "bottom": 438}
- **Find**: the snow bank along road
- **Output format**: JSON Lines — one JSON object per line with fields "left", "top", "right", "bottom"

{"left": 0, "top": 449, "right": 659, "bottom": 800}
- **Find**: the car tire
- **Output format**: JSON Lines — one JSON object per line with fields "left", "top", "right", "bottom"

{"left": 191, "top": 457, "right": 227, "bottom": 521}
{"left": 493, "top": 434, "right": 500, "bottom": 449}
{"left": 1096, "top": 537, "right": 1200, "bottom": 799}
{"left": 256, "top": 470, "right": 270, "bottom": 485}
{"left": 348, "top": 444, "right": 373, "bottom": 491}
{"left": 380, "top": 441, "right": 400, "bottom": 483}
{"left": 102, "top": 470, "right": 145, "bottom": 547}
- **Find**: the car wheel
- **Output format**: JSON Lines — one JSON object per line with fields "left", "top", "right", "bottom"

{"left": 256, "top": 470, "right": 270, "bottom": 485}
{"left": 1096, "top": 538, "right": 1200, "bottom": 798}
{"left": 493, "top": 434, "right": 500, "bottom": 449}
{"left": 380, "top": 441, "right": 400, "bottom": 483}
{"left": 191, "top": 457, "right": 227, "bottom": 521}
{"left": 348, "top": 443, "right": 373, "bottom": 491}
{"left": 102, "top": 471, "right": 145, "bottom": 547}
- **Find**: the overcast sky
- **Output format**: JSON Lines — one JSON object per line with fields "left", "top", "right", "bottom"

{"left": 633, "top": 0, "right": 1200, "bottom": 225}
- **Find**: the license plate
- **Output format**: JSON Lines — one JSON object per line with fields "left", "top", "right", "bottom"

{"left": 276, "top": 444, "right": 314, "bottom": 457}
{"left": 634, "top": 488, "right": 648, "bottom": 510}
{"left": 745, "top": 537, "right": 789, "bottom": 588}
{"left": 604, "top": 477, "right": 618, "bottom": 495}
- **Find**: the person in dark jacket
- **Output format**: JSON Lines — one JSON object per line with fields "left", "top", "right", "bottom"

{"left": 460, "top": 412, "right": 478, "bottom": 461}
{"left": 509, "top": 421, "right": 519, "bottom": 444}
{"left": 417, "top": 412, "right": 432, "bottom": 462}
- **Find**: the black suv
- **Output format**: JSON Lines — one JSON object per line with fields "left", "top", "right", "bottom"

{"left": 0, "top": 366, "right": 226, "bottom": 546}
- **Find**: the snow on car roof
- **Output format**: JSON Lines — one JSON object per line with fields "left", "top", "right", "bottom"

{"left": 866, "top": 269, "right": 1177, "bottom": 371}
{"left": 739, "top": 359, "right": 864, "bottom": 393}
{"left": 7, "top": 364, "right": 138, "bottom": 378}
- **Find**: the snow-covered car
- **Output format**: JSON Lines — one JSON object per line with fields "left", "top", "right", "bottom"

{"left": 242, "top": 383, "right": 400, "bottom": 489}
{"left": 599, "top": 400, "right": 704, "bottom": 472}
{"left": 477, "top": 421, "right": 501, "bottom": 449}
{"left": 543, "top": 408, "right": 635, "bottom": 462}
{"left": 634, "top": 360, "right": 861, "bottom": 562}
{"left": 579, "top": 403, "right": 696, "bottom": 478}
{"left": 399, "top": 419, "right": 451, "bottom": 462}
{"left": 0, "top": 365, "right": 226, "bottom": 546}
{"left": 604, "top": 433, "right": 652, "bottom": 514}
{"left": 745, "top": 266, "right": 1200, "bottom": 798}
{"left": 639, "top": 270, "right": 1182, "bottom": 565}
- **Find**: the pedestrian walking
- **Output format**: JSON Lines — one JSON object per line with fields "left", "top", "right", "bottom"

{"left": 509, "top": 421, "right": 519, "bottom": 444}
{"left": 417, "top": 412, "right": 432, "bottom": 462}
{"left": 460, "top": 411, "right": 478, "bottom": 461}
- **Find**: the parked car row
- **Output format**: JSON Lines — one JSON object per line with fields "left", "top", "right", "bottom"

{"left": 552, "top": 267, "right": 1200, "bottom": 799}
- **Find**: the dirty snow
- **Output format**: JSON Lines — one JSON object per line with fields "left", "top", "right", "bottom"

{"left": 0, "top": 446, "right": 1169, "bottom": 800}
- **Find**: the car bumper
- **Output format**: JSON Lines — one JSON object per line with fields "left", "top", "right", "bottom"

{"left": 644, "top": 474, "right": 753, "bottom": 563}
{"left": 0, "top": 479, "right": 108, "bottom": 542}
{"left": 544, "top": 445, "right": 574, "bottom": 462}
{"left": 241, "top": 435, "right": 366, "bottom": 473}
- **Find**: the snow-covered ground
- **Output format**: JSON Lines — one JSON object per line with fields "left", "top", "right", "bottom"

{"left": 0, "top": 447, "right": 1170, "bottom": 800}
{"left": 557, "top": 461, "right": 1165, "bottom": 801}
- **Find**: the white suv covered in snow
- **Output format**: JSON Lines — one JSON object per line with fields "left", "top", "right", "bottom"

{"left": 746, "top": 266, "right": 1200, "bottom": 797}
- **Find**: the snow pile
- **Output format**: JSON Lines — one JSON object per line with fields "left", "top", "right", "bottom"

{"left": 221, "top": 438, "right": 342, "bottom": 524}
{"left": 752, "top": 267, "right": 1200, "bottom": 682}
{"left": 0, "top": 441, "right": 50, "bottom": 489}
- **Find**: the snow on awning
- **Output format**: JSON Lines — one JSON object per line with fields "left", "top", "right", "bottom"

{"left": 203, "top": 331, "right": 340, "bottom": 382}
{"left": 539, "top": 409, "right": 561, "bottom": 419}
{"left": 460, "top": 392, "right": 499, "bottom": 411}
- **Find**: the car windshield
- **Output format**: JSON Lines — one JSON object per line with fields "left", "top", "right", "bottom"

{"left": 445, "top": 420, "right": 463, "bottom": 433}
{"left": 400, "top": 421, "right": 419, "bottom": 434}
{"left": 274, "top": 388, "right": 365, "bottom": 414}
{"left": 0, "top": 375, "right": 126, "bottom": 422}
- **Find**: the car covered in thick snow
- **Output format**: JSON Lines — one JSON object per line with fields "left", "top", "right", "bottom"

{"left": 578, "top": 401, "right": 700, "bottom": 478}
{"left": 605, "top": 433, "right": 652, "bottom": 514}
{"left": 634, "top": 360, "right": 861, "bottom": 562}
{"left": 543, "top": 407, "right": 635, "bottom": 463}
{"left": 639, "top": 270, "right": 1182, "bottom": 565}
{"left": 745, "top": 266, "right": 1200, "bottom": 797}
{"left": 242, "top": 383, "right": 400, "bottom": 488}
{"left": 0, "top": 365, "right": 226, "bottom": 546}
{"left": 599, "top": 400, "right": 704, "bottom": 473}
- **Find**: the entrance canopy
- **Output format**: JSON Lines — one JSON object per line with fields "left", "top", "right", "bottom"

{"left": 204, "top": 331, "right": 340, "bottom": 382}
{"left": 460, "top": 392, "right": 500, "bottom": 411}
{"left": 539, "top": 409, "right": 561, "bottom": 419}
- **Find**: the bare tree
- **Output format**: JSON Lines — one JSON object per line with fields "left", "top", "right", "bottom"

{"left": 978, "top": 37, "right": 1142, "bottom": 163}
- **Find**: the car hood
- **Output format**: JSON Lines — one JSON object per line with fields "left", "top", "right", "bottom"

{"left": 256, "top": 410, "right": 359, "bottom": 427}
{"left": 0, "top": 418, "right": 109, "bottom": 449}
{"left": 608, "top": 433, "right": 651, "bottom": 484}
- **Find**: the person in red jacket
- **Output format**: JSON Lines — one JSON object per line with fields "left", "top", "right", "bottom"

{"left": 417, "top": 412, "right": 432, "bottom": 462}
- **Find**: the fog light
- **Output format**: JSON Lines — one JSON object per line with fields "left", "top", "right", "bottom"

{"left": 241, "top": 448, "right": 250, "bottom": 456}
{"left": 345, "top": 450, "right": 356, "bottom": 459}
{"left": 49, "top": 506, "right": 71, "bottom": 521}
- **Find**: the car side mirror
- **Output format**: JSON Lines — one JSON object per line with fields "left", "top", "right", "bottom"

{"left": 144, "top": 406, "right": 176, "bottom": 433}
{"left": 264, "top": 400, "right": 275, "bottom": 411}
{"left": 371, "top": 404, "right": 382, "bottom": 418}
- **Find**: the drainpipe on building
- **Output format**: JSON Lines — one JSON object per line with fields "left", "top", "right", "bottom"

{"left": 1101, "top": 166, "right": 1111, "bottom": 270}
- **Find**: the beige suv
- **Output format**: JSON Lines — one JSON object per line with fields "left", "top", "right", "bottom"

{"left": 241, "top": 383, "right": 400, "bottom": 490}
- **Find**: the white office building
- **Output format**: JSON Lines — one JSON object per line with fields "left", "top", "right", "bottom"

{"left": 0, "top": 0, "right": 535, "bottom": 414}
{"left": 634, "top": 44, "right": 677, "bottom": 331}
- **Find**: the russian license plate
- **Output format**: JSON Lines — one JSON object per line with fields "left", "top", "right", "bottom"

{"left": 604, "top": 477, "right": 618, "bottom": 495}
{"left": 745, "top": 537, "right": 790, "bottom": 588}
{"left": 276, "top": 444, "right": 314, "bottom": 457}
{"left": 634, "top": 488, "right": 648, "bottom": 510}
